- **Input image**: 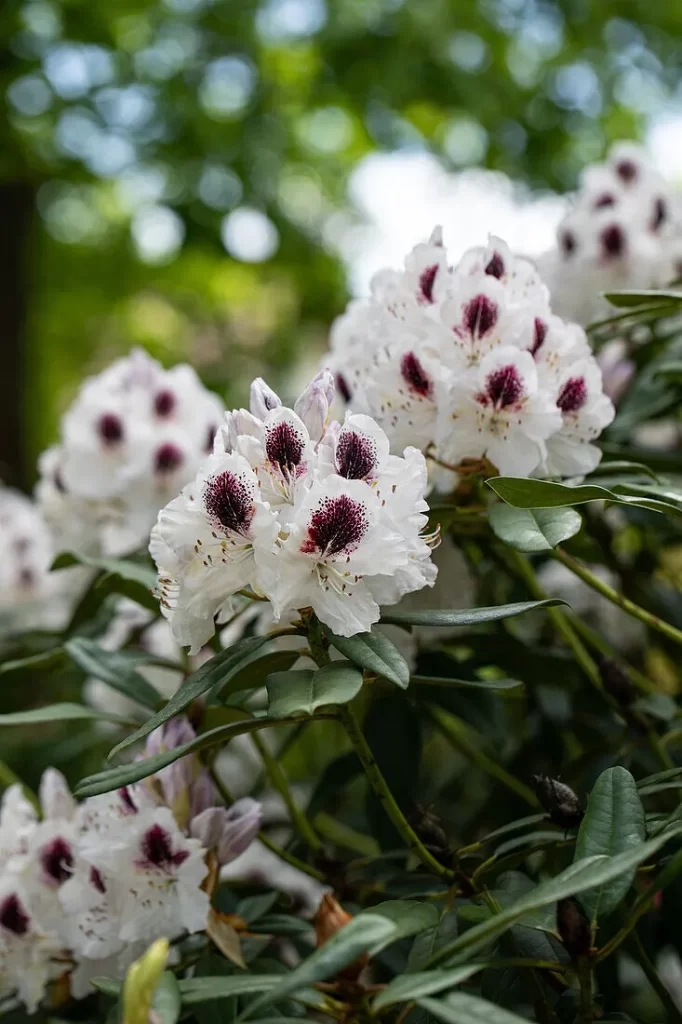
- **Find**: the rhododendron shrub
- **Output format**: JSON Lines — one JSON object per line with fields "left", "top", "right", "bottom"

{"left": 4, "top": 207, "right": 682, "bottom": 1024}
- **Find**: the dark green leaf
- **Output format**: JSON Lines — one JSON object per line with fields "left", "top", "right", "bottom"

{"left": 412, "top": 676, "right": 523, "bottom": 692}
{"left": 324, "top": 628, "right": 410, "bottom": 688}
{"left": 487, "top": 476, "right": 682, "bottom": 517}
{"left": 602, "top": 290, "right": 682, "bottom": 308}
{"left": 266, "top": 663, "right": 363, "bottom": 717}
{"left": 214, "top": 650, "right": 301, "bottom": 702}
{"left": 408, "top": 909, "right": 459, "bottom": 972}
{"left": 587, "top": 460, "right": 660, "bottom": 482}
{"left": 75, "top": 712, "right": 335, "bottom": 797}
{"left": 236, "top": 914, "right": 397, "bottom": 1020}
{"left": 152, "top": 972, "right": 181, "bottom": 1024}
{"left": 178, "top": 976, "right": 284, "bottom": 1004}
{"left": 419, "top": 993, "right": 532, "bottom": 1024}
{"left": 574, "top": 766, "right": 646, "bottom": 922}
{"left": 489, "top": 503, "right": 582, "bottom": 552}
{"left": 361, "top": 900, "right": 439, "bottom": 952}
{"left": 65, "top": 637, "right": 165, "bottom": 711}
{"left": 107, "top": 635, "right": 272, "bottom": 761}
{"left": 0, "top": 702, "right": 137, "bottom": 727}
{"left": 381, "top": 599, "right": 567, "bottom": 628}
{"left": 0, "top": 648, "right": 68, "bottom": 679}
{"left": 373, "top": 966, "right": 481, "bottom": 1011}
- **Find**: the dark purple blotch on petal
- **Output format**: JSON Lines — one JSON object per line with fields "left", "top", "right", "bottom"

{"left": 155, "top": 443, "right": 184, "bottom": 474}
{"left": 560, "top": 230, "right": 576, "bottom": 257}
{"left": 336, "top": 373, "right": 352, "bottom": 404}
{"left": 336, "top": 431, "right": 377, "bottom": 480}
{"left": 141, "top": 824, "right": 190, "bottom": 870}
{"left": 531, "top": 318, "right": 548, "bottom": 357}
{"left": 204, "top": 471, "right": 254, "bottom": 536}
{"left": 419, "top": 264, "right": 438, "bottom": 303}
{"left": 98, "top": 413, "right": 124, "bottom": 446}
{"left": 484, "top": 364, "right": 524, "bottom": 408}
{"left": 41, "top": 837, "right": 74, "bottom": 885}
{"left": 601, "top": 224, "right": 625, "bottom": 259}
{"left": 485, "top": 252, "right": 504, "bottom": 279}
{"left": 616, "top": 159, "right": 638, "bottom": 183}
{"left": 557, "top": 376, "right": 587, "bottom": 413}
{"left": 594, "top": 193, "right": 615, "bottom": 209}
{"left": 400, "top": 352, "right": 432, "bottom": 397}
{"left": 0, "top": 894, "right": 29, "bottom": 936}
{"left": 651, "top": 197, "right": 667, "bottom": 232}
{"left": 301, "top": 495, "right": 368, "bottom": 557}
{"left": 463, "top": 294, "right": 498, "bottom": 337}
{"left": 266, "top": 421, "right": 305, "bottom": 473}
{"left": 154, "top": 390, "right": 176, "bottom": 417}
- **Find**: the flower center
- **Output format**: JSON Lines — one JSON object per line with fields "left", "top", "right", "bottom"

{"left": 484, "top": 252, "right": 504, "bottom": 279}
{"left": 155, "top": 443, "right": 184, "bottom": 475}
{"left": 0, "top": 894, "right": 29, "bottom": 936}
{"left": 40, "top": 837, "right": 74, "bottom": 886}
{"left": 204, "top": 471, "right": 255, "bottom": 537}
{"left": 336, "top": 432, "right": 377, "bottom": 480}
{"left": 557, "top": 376, "right": 587, "bottom": 413}
{"left": 480, "top": 364, "right": 524, "bottom": 409}
{"left": 140, "top": 824, "right": 189, "bottom": 870}
{"left": 98, "top": 413, "right": 124, "bottom": 446}
{"left": 418, "top": 264, "right": 438, "bottom": 303}
{"left": 301, "top": 495, "right": 368, "bottom": 557}
{"left": 265, "top": 421, "right": 305, "bottom": 474}
{"left": 154, "top": 390, "right": 176, "bottom": 417}
{"left": 601, "top": 225, "right": 625, "bottom": 259}
{"left": 463, "top": 294, "right": 498, "bottom": 337}
{"left": 400, "top": 352, "right": 432, "bottom": 397}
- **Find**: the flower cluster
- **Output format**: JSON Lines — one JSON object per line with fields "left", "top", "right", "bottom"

{"left": 150, "top": 372, "right": 437, "bottom": 650}
{"left": 37, "top": 348, "right": 224, "bottom": 558}
{"left": 325, "top": 228, "right": 615, "bottom": 483}
{"left": 0, "top": 722, "right": 261, "bottom": 1012}
{"left": 538, "top": 142, "right": 682, "bottom": 325}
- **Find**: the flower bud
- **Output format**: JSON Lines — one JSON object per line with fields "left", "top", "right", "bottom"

{"left": 409, "top": 804, "right": 450, "bottom": 865}
{"left": 39, "top": 768, "right": 76, "bottom": 822}
{"left": 250, "top": 378, "right": 281, "bottom": 420}
{"left": 557, "top": 897, "right": 592, "bottom": 959}
{"left": 190, "top": 807, "right": 225, "bottom": 850}
{"left": 598, "top": 656, "right": 637, "bottom": 707}
{"left": 532, "top": 775, "right": 584, "bottom": 829}
{"left": 189, "top": 771, "right": 218, "bottom": 820}
{"left": 122, "top": 938, "right": 170, "bottom": 1024}
{"left": 217, "top": 798, "right": 262, "bottom": 865}
{"left": 315, "top": 894, "right": 367, "bottom": 981}
{"left": 294, "top": 371, "right": 335, "bottom": 442}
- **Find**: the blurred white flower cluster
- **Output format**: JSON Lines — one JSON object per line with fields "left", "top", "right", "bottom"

{"left": 0, "top": 485, "right": 71, "bottom": 635}
{"left": 37, "top": 348, "right": 224, "bottom": 558}
{"left": 150, "top": 371, "right": 437, "bottom": 649}
{"left": 0, "top": 721, "right": 261, "bottom": 1012}
{"left": 326, "top": 228, "right": 615, "bottom": 485}
{"left": 539, "top": 142, "right": 682, "bottom": 325}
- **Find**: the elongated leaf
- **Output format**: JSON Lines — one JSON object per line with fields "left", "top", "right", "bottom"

{"left": 0, "top": 703, "right": 137, "bottom": 727}
{"left": 573, "top": 766, "right": 646, "bottom": 922}
{"left": 381, "top": 599, "right": 567, "bottom": 628}
{"left": 419, "top": 993, "right": 532, "bottom": 1024}
{"left": 152, "top": 972, "right": 181, "bottom": 1024}
{"left": 362, "top": 901, "right": 439, "bottom": 953}
{"left": 654, "top": 361, "right": 682, "bottom": 382}
{"left": 408, "top": 909, "right": 459, "bottom": 972}
{"left": 266, "top": 663, "right": 363, "bottom": 717}
{"left": 178, "top": 977, "right": 288, "bottom": 1004}
{"left": 65, "top": 637, "right": 165, "bottom": 711}
{"left": 52, "top": 551, "right": 157, "bottom": 590}
{"left": 108, "top": 635, "right": 272, "bottom": 761}
{"left": 0, "top": 649, "right": 68, "bottom": 679}
{"left": 75, "top": 712, "right": 334, "bottom": 797}
{"left": 325, "top": 628, "right": 410, "bottom": 688}
{"left": 214, "top": 649, "right": 301, "bottom": 702}
{"left": 237, "top": 914, "right": 397, "bottom": 1020}
{"left": 425, "top": 823, "right": 682, "bottom": 967}
{"left": 412, "top": 676, "right": 523, "bottom": 692}
{"left": 487, "top": 477, "right": 682, "bottom": 518}
{"left": 602, "top": 289, "right": 682, "bottom": 308}
{"left": 53, "top": 550, "right": 159, "bottom": 614}
{"left": 374, "top": 966, "right": 481, "bottom": 1011}
{"left": 489, "top": 504, "right": 582, "bottom": 552}
{"left": 588, "top": 460, "right": 660, "bottom": 482}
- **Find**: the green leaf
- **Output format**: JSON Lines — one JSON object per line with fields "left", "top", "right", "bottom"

{"left": 487, "top": 476, "right": 682, "bottom": 518}
{"left": 587, "top": 460, "right": 660, "bottom": 483}
{"left": 381, "top": 599, "right": 567, "bottom": 628}
{"left": 266, "top": 663, "right": 363, "bottom": 717}
{"left": 654, "top": 361, "right": 682, "bottom": 382}
{"left": 573, "top": 766, "right": 646, "bottom": 922}
{"left": 412, "top": 676, "right": 523, "bottom": 692}
{"left": 0, "top": 648, "right": 68, "bottom": 679}
{"left": 178, "top": 977, "right": 288, "bottom": 1005}
{"left": 408, "top": 908, "right": 459, "bottom": 972}
{"left": 65, "top": 637, "right": 165, "bottom": 711}
{"left": 213, "top": 649, "right": 301, "bottom": 702}
{"left": 0, "top": 702, "right": 137, "bottom": 727}
{"left": 107, "top": 635, "right": 272, "bottom": 761}
{"left": 152, "top": 972, "right": 181, "bottom": 1024}
{"left": 373, "top": 966, "right": 481, "bottom": 1011}
{"left": 361, "top": 900, "right": 439, "bottom": 952}
{"left": 236, "top": 914, "right": 397, "bottom": 1021}
{"left": 324, "top": 628, "right": 410, "bottom": 689}
{"left": 90, "top": 977, "right": 121, "bottom": 998}
{"left": 75, "top": 712, "right": 335, "bottom": 797}
{"left": 425, "top": 822, "right": 682, "bottom": 967}
{"left": 602, "top": 290, "right": 682, "bottom": 308}
{"left": 53, "top": 551, "right": 159, "bottom": 614}
{"left": 419, "top": 993, "right": 532, "bottom": 1024}
{"left": 489, "top": 504, "right": 582, "bottom": 553}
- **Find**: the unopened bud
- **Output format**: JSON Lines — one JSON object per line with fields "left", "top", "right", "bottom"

{"left": 122, "top": 938, "right": 170, "bottom": 1024}
{"left": 409, "top": 804, "right": 450, "bottom": 865}
{"left": 294, "top": 370, "right": 335, "bottom": 442}
{"left": 190, "top": 807, "right": 225, "bottom": 850}
{"left": 557, "top": 897, "right": 592, "bottom": 959}
{"left": 189, "top": 771, "right": 217, "bottom": 819}
{"left": 214, "top": 410, "right": 262, "bottom": 454}
{"left": 532, "top": 775, "right": 584, "bottom": 829}
{"left": 315, "top": 894, "right": 368, "bottom": 981}
{"left": 598, "top": 656, "right": 637, "bottom": 707}
{"left": 217, "top": 798, "right": 262, "bottom": 865}
{"left": 250, "top": 378, "right": 281, "bottom": 420}
{"left": 39, "top": 768, "right": 76, "bottom": 822}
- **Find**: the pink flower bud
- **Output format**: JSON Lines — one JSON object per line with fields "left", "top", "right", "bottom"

{"left": 217, "top": 798, "right": 262, "bottom": 864}
{"left": 39, "top": 769, "right": 76, "bottom": 822}
{"left": 190, "top": 807, "right": 225, "bottom": 849}
{"left": 250, "top": 378, "right": 281, "bottom": 420}
{"left": 294, "top": 370, "right": 335, "bottom": 442}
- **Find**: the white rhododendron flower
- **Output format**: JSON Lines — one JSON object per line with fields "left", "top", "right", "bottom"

{"left": 326, "top": 228, "right": 615, "bottom": 482}
{"left": 37, "top": 348, "right": 224, "bottom": 558}
{"left": 0, "top": 724, "right": 261, "bottom": 1012}
{"left": 150, "top": 372, "right": 438, "bottom": 646}
{"left": 538, "top": 142, "right": 682, "bottom": 325}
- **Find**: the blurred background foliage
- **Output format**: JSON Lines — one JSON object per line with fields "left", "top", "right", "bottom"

{"left": 2, "top": 0, "right": 682, "bottom": 485}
